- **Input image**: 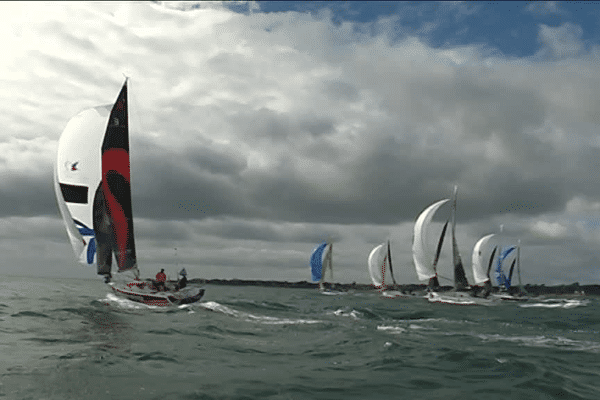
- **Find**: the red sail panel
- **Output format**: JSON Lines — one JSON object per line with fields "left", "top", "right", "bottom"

{"left": 100, "top": 81, "right": 137, "bottom": 273}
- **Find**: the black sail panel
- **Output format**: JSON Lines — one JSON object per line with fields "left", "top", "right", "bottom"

{"left": 93, "top": 182, "right": 113, "bottom": 276}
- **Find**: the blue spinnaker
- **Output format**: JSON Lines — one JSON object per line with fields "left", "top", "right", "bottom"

{"left": 310, "top": 242, "right": 327, "bottom": 282}
{"left": 495, "top": 246, "right": 516, "bottom": 289}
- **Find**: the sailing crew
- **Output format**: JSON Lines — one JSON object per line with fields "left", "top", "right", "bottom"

{"left": 176, "top": 268, "right": 188, "bottom": 290}
{"left": 155, "top": 269, "right": 167, "bottom": 291}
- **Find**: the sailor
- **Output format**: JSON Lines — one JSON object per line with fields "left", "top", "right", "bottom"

{"left": 155, "top": 269, "right": 167, "bottom": 291}
{"left": 176, "top": 268, "right": 188, "bottom": 290}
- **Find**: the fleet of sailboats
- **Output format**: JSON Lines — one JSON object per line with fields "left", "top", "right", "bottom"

{"left": 55, "top": 81, "right": 532, "bottom": 307}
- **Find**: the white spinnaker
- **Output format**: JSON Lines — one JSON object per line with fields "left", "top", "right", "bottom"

{"left": 55, "top": 105, "right": 110, "bottom": 265}
{"left": 368, "top": 243, "right": 386, "bottom": 287}
{"left": 412, "top": 198, "right": 450, "bottom": 281}
{"left": 472, "top": 233, "right": 495, "bottom": 284}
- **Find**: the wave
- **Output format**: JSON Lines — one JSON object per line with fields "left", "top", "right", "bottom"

{"left": 519, "top": 298, "right": 590, "bottom": 309}
{"left": 199, "top": 301, "right": 322, "bottom": 325}
{"left": 476, "top": 333, "right": 600, "bottom": 353}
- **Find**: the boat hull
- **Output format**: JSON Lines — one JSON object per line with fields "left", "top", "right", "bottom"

{"left": 109, "top": 282, "right": 205, "bottom": 306}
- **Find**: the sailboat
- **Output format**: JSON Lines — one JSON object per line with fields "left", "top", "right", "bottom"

{"left": 492, "top": 240, "right": 528, "bottom": 301}
{"left": 471, "top": 233, "right": 497, "bottom": 298}
{"left": 310, "top": 241, "right": 340, "bottom": 294}
{"left": 414, "top": 186, "right": 492, "bottom": 305}
{"left": 54, "top": 80, "right": 205, "bottom": 306}
{"left": 412, "top": 198, "right": 450, "bottom": 291}
{"left": 368, "top": 240, "right": 407, "bottom": 298}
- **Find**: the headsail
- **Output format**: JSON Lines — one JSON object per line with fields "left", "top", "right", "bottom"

{"left": 471, "top": 234, "right": 495, "bottom": 285}
{"left": 368, "top": 243, "right": 386, "bottom": 288}
{"left": 310, "top": 242, "right": 328, "bottom": 282}
{"left": 55, "top": 102, "right": 112, "bottom": 266}
{"left": 495, "top": 245, "right": 517, "bottom": 289}
{"left": 56, "top": 81, "right": 138, "bottom": 279}
{"left": 412, "top": 198, "right": 450, "bottom": 281}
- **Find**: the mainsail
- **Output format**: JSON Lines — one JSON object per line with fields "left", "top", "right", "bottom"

{"left": 55, "top": 81, "right": 138, "bottom": 279}
{"left": 450, "top": 185, "right": 470, "bottom": 290}
{"left": 412, "top": 198, "right": 450, "bottom": 282}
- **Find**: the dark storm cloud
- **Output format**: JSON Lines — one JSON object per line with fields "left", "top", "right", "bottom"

{"left": 0, "top": 172, "right": 56, "bottom": 218}
{"left": 131, "top": 138, "right": 251, "bottom": 220}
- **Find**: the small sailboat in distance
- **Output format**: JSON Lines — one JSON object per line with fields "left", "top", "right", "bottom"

{"left": 471, "top": 233, "right": 497, "bottom": 298}
{"left": 368, "top": 240, "right": 407, "bottom": 298}
{"left": 310, "top": 241, "right": 343, "bottom": 294}
{"left": 54, "top": 80, "right": 204, "bottom": 306}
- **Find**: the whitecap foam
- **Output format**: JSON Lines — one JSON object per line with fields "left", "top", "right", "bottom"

{"left": 377, "top": 325, "right": 406, "bottom": 334}
{"left": 199, "top": 301, "right": 321, "bottom": 325}
{"left": 520, "top": 299, "right": 590, "bottom": 309}
{"left": 476, "top": 333, "right": 600, "bottom": 353}
{"left": 330, "top": 308, "right": 362, "bottom": 319}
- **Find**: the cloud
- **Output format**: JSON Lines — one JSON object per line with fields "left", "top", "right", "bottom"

{"left": 536, "top": 22, "right": 585, "bottom": 60}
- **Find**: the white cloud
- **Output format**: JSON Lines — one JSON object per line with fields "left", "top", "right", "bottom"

{"left": 537, "top": 22, "right": 584, "bottom": 60}
{"left": 530, "top": 221, "right": 569, "bottom": 239}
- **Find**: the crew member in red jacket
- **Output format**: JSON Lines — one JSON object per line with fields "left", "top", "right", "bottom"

{"left": 155, "top": 269, "right": 167, "bottom": 291}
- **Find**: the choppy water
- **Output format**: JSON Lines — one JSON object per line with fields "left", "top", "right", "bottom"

{"left": 1, "top": 276, "right": 598, "bottom": 399}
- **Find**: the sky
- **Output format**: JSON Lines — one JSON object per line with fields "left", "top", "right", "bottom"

{"left": 2, "top": 1, "right": 600, "bottom": 285}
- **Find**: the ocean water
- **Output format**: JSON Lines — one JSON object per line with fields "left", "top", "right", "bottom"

{"left": 1, "top": 276, "right": 598, "bottom": 400}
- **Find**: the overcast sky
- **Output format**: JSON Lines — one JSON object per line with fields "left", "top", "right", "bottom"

{"left": 2, "top": 1, "right": 600, "bottom": 285}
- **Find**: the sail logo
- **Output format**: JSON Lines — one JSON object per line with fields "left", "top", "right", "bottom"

{"left": 73, "top": 219, "right": 96, "bottom": 265}
{"left": 64, "top": 161, "right": 80, "bottom": 172}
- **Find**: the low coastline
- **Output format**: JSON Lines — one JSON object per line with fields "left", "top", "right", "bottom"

{"left": 187, "top": 278, "right": 597, "bottom": 296}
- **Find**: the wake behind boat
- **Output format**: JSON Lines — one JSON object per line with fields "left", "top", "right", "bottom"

{"left": 54, "top": 80, "right": 205, "bottom": 306}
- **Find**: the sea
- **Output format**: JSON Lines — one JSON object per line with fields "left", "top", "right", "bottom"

{"left": 1, "top": 275, "right": 598, "bottom": 400}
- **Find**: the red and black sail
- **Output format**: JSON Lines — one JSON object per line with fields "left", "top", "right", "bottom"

{"left": 94, "top": 81, "right": 137, "bottom": 275}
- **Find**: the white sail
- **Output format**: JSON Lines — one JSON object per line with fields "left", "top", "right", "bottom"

{"left": 471, "top": 233, "right": 495, "bottom": 284}
{"left": 322, "top": 243, "right": 333, "bottom": 283}
{"left": 412, "top": 198, "right": 450, "bottom": 281}
{"left": 368, "top": 243, "right": 386, "bottom": 287}
{"left": 55, "top": 105, "right": 111, "bottom": 265}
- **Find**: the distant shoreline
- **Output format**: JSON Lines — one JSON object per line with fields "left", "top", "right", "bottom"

{"left": 188, "top": 278, "right": 597, "bottom": 296}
